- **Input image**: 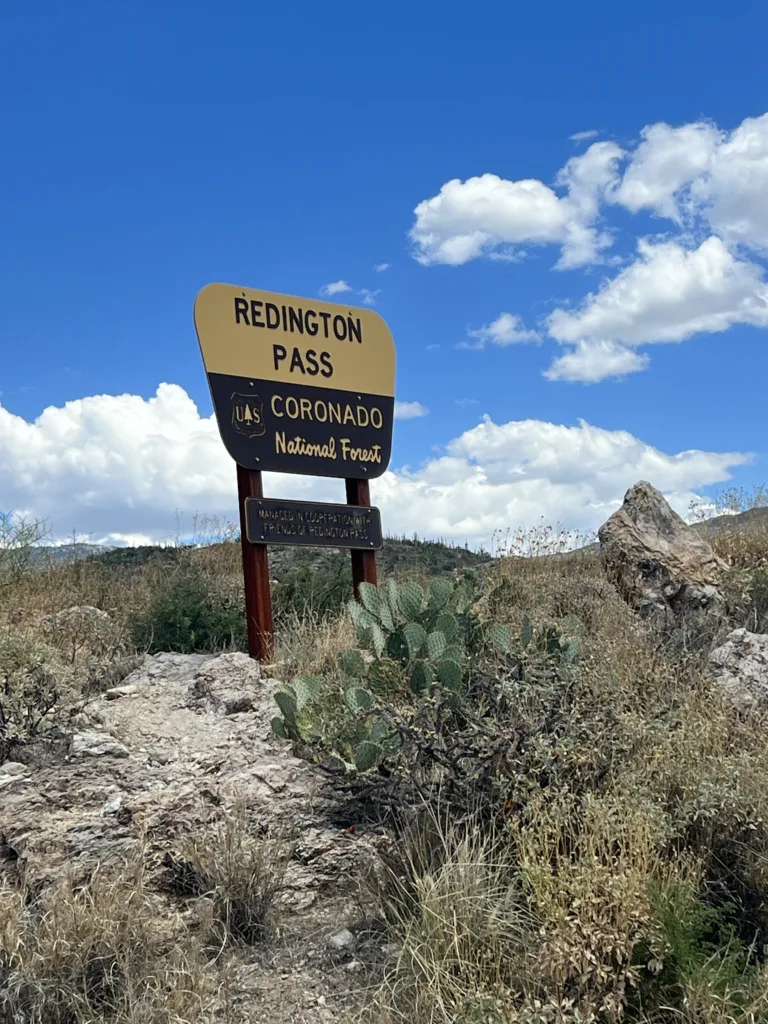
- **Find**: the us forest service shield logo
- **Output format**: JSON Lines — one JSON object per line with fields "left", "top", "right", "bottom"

{"left": 231, "top": 393, "right": 266, "bottom": 438}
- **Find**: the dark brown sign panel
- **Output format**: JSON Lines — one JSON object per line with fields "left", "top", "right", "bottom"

{"left": 194, "top": 284, "right": 396, "bottom": 479}
{"left": 207, "top": 374, "right": 394, "bottom": 479}
{"left": 245, "top": 497, "right": 382, "bottom": 550}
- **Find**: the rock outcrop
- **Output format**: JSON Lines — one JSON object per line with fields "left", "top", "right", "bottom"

{"left": 0, "top": 652, "right": 371, "bottom": 897}
{"left": 708, "top": 628, "right": 768, "bottom": 708}
{"left": 599, "top": 481, "right": 726, "bottom": 627}
{"left": 0, "top": 651, "right": 388, "bottom": 1022}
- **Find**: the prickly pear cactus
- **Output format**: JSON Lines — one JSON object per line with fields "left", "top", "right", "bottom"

{"left": 272, "top": 574, "right": 501, "bottom": 774}
{"left": 347, "top": 579, "right": 471, "bottom": 702}
{"left": 273, "top": 568, "right": 581, "bottom": 776}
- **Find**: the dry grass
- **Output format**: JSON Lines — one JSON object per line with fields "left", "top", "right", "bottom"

{"left": 163, "top": 800, "right": 289, "bottom": 947}
{"left": 0, "top": 857, "right": 217, "bottom": 1024}
{"left": 6, "top": 514, "right": 768, "bottom": 1023}
{"left": 710, "top": 525, "right": 768, "bottom": 634}
{"left": 365, "top": 810, "right": 532, "bottom": 1024}
{"left": 273, "top": 607, "right": 356, "bottom": 681}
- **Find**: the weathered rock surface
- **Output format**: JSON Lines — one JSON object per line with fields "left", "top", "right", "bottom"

{"left": 0, "top": 652, "right": 375, "bottom": 897}
{"left": 189, "top": 651, "right": 263, "bottom": 714}
{"left": 1, "top": 651, "right": 387, "bottom": 1021}
{"left": 708, "top": 628, "right": 768, "bottom": 707}
{"left": 599, "top": 481, "right": 726, "bottom": 627}
{"left": 69, "top": 729, "right": 131, "bottom": 758}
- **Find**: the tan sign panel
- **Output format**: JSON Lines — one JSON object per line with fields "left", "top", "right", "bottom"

{"left": 193, "top": 282, "right": 397, "bottom": 479}
{"left": 194, "top": 283, "right": 395, "bottom": 396}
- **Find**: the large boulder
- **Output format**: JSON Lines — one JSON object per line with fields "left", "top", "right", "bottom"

{"left": 708, "top": 628, "right": 768, "bottom": 708}
{"left": 598, "top": 481, "right": 726, "bottom": 627}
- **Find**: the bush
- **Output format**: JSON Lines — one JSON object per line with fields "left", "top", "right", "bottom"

{"left": 0, "top": 632, "right": 70, "bottom": 763}
{"left": 131, "top": 570, "right": 246, "bottom": 654}
{"left": 0, "top": 512, "right": 48, "bottom": 587}
{"left": 42, "top": 604, "right": 130, "bottom": 693}
{"left": 271, "top": 549, "right": 353, "bottom": 621}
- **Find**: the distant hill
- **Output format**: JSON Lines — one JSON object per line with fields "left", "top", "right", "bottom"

{"left": 84, "top": 544, "right": 178, "bottom": 569}
{"left": 82, "top": 535, "right": 493, "bottom": 578}
{"left": 34, "top": 507, "right": 766, "bottom": 574}
{"left": 29, "top": 542, "right": 112, "bottom": 566}
{"left": 691, "top": 506, "right": 768, "bottom": 538}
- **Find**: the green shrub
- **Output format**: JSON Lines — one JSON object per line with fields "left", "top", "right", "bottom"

{"left": 629, "top": 879, "right": 761, "bottom": 1021}
{"left": 271, "top": 551, "right": 353, "bottom": 621}
{"left": 271, "top": 573, "right": 580, "bottom": 791}
{"left": 131, "top": 571, "right": 245, "bottom": 654}
{"left": 0, "top": 633, "right": 70, "bottom": 763}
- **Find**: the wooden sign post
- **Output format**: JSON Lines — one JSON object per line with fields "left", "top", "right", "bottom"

{"left": 236, "top": 465, "right": 274, "bottom": 662}
{"left": 194, "top": 283, "right": 396, "bottom": 662}
{"left": 345, "top": 477, "right": 377, "bottom": 599}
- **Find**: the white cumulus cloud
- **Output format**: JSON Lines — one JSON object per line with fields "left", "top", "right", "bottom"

{"left": 547, "top": 236, "right": 768, "bottom": 359}
{"left": 460, "top": 312, "right": 540, "bottom": 350}
{"left": 374, "top": 263, "right": 391, "bottom": 272}
{"left": 319, "top": 280, "right": 352, "bottom": 297}
{"left": 545, "top": 341, "right": 650, "bottom": 382}
{"left": 612, "top": 120, "right": 721, "bottom": 219}
{"left": 0, "top": 385, "right": 750, "bottom": 550}
{"left": 394, "top": 401, "right": 430, "bottom": 420}
{"left": 694, "top": 113, "right": 768, "bottom": 252}
{"left": 611, "top": 113, "right": 768, "bottom": 252}
{"left": 570, "top": 129, "right": 600, "bottom": 142}
{"left": 414, "top": 110, "right": 768, "bottom": 384}
{"left": 409, "top": 142, "right": 623, "bottom": 269}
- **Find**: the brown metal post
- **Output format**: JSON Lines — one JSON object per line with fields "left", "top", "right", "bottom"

{"left": 237, "top": 465, "right": 274, "bottom": 662}
{"left": 345, "top": 478, "right": 378, "bottom": 599}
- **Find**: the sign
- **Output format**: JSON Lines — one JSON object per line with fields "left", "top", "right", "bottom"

{"left": 245, "top": 497, "right": 382, "bottom": 550}
{"left": 194, "top": 283, "right": 396, "bottom": 479}
{"left": 193, "top": 281, "right": 394, "bottom": 663}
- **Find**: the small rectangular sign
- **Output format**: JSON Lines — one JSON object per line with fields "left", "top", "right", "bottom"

{"left": 245, "top": 497, "right": 383, "bottom": 550}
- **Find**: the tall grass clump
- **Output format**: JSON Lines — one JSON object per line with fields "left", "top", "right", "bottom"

{"left": 162, "top": 799, "right": 288, "bottom": 946}
{"left": 0, "top": 858, "right": 217, "bottom": 1024}
{"left": 367, "top": 811, "right": 532, "bottom": 1024}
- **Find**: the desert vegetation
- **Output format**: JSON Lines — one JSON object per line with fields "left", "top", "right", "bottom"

{"left": 3, "top": 490, "right": 768, "bottom": 1023}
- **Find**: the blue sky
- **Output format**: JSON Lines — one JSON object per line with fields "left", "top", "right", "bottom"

{"left": 2, "top": 0, "right": 768, "bottom": 547}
